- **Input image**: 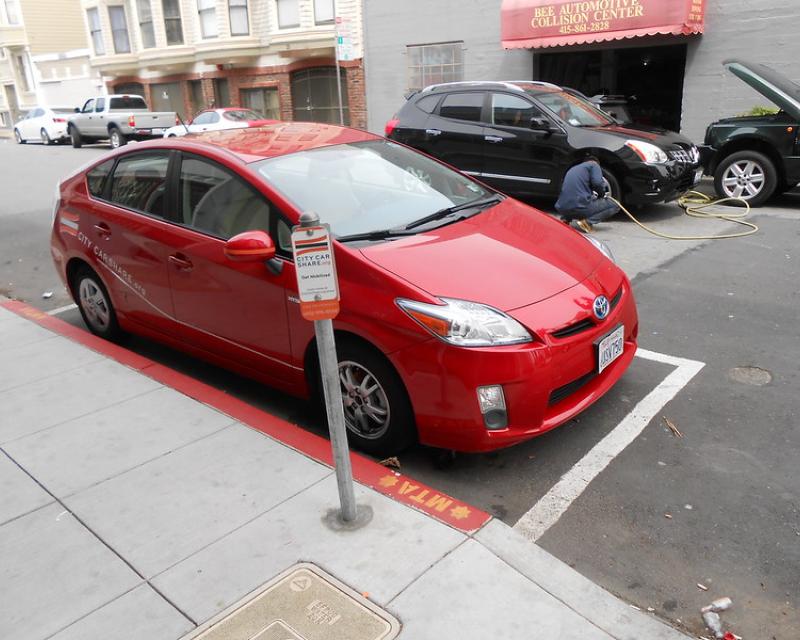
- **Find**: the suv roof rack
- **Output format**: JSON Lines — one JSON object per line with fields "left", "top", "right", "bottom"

{"left": 500, "top": 80, "right": 562, "bottom": 90}
{"left": 420, "top": 80, "right": 562, "bottom": 93}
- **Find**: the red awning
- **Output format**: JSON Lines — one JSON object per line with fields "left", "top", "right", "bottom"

{"left": 501, "top": 0, "right": 705, "bottom": 49}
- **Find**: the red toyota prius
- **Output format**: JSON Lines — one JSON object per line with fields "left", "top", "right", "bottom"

{"left": 51, "top": 122, "right": 638, "bottom": 455}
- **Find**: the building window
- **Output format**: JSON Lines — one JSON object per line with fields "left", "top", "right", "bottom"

{"left": 3, "top": 0, "right": 20, "bottom": 25}
{"left": 229, "top": 0, "right": 248, "bottom": 35}
{"left": 15, "top": 53, "right": 33, "bottom": 93}
{"left": 407, "top": 42, "right": 463, "bottom": 91}
{"left": 213, "top": 78, "right": 230, "bottom": 107}
{"left": 136, "top": 0, "right": 155, "bottom": 48}
{"left": 276, "top": 0, "right": 299, "bottom": 28}
{"left": 313, "top": 0, "right": 333, "bottom": 24}
{"left": 241, "top": 87, "right": 279, "bottom": 119}
{"left": 197, "top": 0, "right": 217, "bottom": 38}
{"left": 291, "top": 67, "right": 349, "bottom": 125}
{"left": 162, "top": 0, "right": 184, "bottom": 45}
{"left": 108, "top": 6, "right": 131, "bottom": 53}
{"left": 189, "top": 79, "right": 205, "bottom": 114}
{"left": 87, "top": 8, "right": 105, "bottom": 56}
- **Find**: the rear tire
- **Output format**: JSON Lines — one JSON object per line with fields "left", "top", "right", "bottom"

{"left": 109, "top": 127, "right": 126, "bottom": 149}
{"left": 70, "top": 126, "right": 83, "bottom": 148}
{"left": 714, "top": 150, "right": 777, "bottom": 207}
{"left": 14, "top": 128, "right": 24, "bottom": 144}
{"left": 318, "top": 339, "right": 416, "bottom": 457}
{"left": 40, "top": 128, "right": 53, "bottom": 145}
{"left": 72, "top": 266, "right": 122, "bottom": 341}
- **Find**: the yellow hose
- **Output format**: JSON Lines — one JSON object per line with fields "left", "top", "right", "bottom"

{"left": 608, "top": 190, "right": 759, "bottom": 240}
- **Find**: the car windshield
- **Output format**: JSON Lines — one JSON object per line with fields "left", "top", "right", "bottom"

{"left": 529, "top": 89, "right": 613, "bottom": 127}
{"left": 253, "top": 140, "right": 492, "bottom": 237}
{"left": 223, "top": 109, "right": 262, "bottom": 121}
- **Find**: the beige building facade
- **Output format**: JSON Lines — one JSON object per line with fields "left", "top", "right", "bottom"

{"left": 0, "top": 0, "right": 101, "bottom": 129}
{"left": 80, "top": 0, "right": 366, "bottom": 128}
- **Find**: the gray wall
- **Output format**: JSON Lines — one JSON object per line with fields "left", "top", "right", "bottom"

{"left": 363, "top": 0, "right": 530, "bottom": 134}
{"left": 681, "top": 0, "right": 799, "bottom": 142}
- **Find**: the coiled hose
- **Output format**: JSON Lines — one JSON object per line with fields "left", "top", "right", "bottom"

{"left": 608, "top": 190, "right": 759, "bottom": 240}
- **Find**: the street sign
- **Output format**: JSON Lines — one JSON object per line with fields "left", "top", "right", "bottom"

{"left": 291, "top": 223, "right": 340, "bottom": 321}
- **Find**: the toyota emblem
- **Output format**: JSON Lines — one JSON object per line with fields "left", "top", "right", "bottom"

{"left": 593, "top": 295, "right": 610, "bottom": 320}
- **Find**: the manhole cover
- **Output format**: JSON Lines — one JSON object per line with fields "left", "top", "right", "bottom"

{"left": 728, "top": 366, "right": 772, "bottom": 386}
{"left": 182, "top": 564, "right": 400, "bottom": 640}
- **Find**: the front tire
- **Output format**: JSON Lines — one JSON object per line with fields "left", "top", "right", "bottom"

{"left": 14, "top": 128, "right": 24, "bottom": 144}
{"left": 109, "top": 127, "right": 127, "bottom": 149}
{"left": 73, "top": 267, "right": 122, "bottom": 341}
{"left": 714, "top": 150, "right": 777, "bottom": 207}
{"left": 69, "top": 126, "right": 83, "bottom": 148}
{"left": 328, "top": 340, "right": 416, "bottom": 457}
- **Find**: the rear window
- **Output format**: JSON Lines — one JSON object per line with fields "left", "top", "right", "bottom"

{"left": 109, "top": 96, "right": 148, "bottom": 110}
{"left": 86, "top": 159, "right": 115, "bottom": 197}
{"left": 439, "top": 92, "right": 484, "bottom": 122}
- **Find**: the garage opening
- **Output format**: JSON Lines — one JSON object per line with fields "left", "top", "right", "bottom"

{"left": 535, "top": 43, "right": 688, "bottom": 132}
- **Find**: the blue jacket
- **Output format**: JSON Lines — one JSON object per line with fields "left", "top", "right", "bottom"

{"left": 555, "top": 161, "right": 606, "bottom": 213}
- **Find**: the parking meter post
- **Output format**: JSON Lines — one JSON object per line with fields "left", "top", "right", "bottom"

{"left": 314, "top": 317, "right": 357, "bottom": 522}
{"left": 297, "top": 210, "right": 357, "bottom": 523}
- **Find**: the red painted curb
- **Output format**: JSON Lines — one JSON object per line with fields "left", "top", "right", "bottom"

{"left": 2, "top": 299, "right": 491, "bottom": 533}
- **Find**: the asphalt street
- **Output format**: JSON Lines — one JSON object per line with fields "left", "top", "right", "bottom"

{"left": 1, "top": 139, "right": 797, "bottom": 639}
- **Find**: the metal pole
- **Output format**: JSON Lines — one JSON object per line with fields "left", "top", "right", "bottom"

{"left": 298, "top": 211, "right": 356, "bottom": 522}
{"left": 333, "top": 1, "right": 345, "bottom": 125}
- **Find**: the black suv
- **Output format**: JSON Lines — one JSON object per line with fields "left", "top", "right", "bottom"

{"left": 386, "top": 81, "right": 701, "bottom": 206}
{"left": 701, "top": 59, "right": 800, "bottom": 207}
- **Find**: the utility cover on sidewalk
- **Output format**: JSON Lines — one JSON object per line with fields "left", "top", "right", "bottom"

{"left": 183, "top": 563, "right": 400, "bottom": 640}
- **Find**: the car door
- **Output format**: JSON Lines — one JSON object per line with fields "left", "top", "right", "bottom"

{"left": 92, "top": 97, "right": 107, "bottom": 136}
{"left": 421, "top": 91, "right": 486, "bottom": 177}
{"left": 75, "top": 98, "right": 96, "bottom": 135}
{"left": 162, "top": 152, "right": 296, "bottom": 386}
{"left": 480, "top": 92, "right": 567, "bottom": 196}
{"left": 18, "top": 109, "right": 35, "bottom": 138}
{"left": 83, "top": 150, "right": 177, "bottom": 333}
{"left": 189, "top": 111, "right": 218, "bottom": 133}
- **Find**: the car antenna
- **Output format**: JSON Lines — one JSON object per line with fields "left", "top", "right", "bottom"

{"left": 176, "top": 112, "right": 190, "bottom": 135}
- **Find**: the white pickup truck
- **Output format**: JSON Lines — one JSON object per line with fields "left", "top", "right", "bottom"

{"left": 67, "top": 94, "right": 176, "bottom": 149}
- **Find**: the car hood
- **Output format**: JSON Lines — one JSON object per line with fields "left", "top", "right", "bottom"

{"left": 584, "top": 123, "right": 694, "bottom": 149}
{"left": 358, "top": 199, "right": 604, "bottom": 311}
{"left": 723, "top": 59, "right": 800, "bottom": 121}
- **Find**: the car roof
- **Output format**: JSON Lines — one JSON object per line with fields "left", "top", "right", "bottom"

{"left": 418, "top": 80, "right": 561, "bottom": 94}
{"left": 164, "top": 121, "right": 381, "bottom": 163}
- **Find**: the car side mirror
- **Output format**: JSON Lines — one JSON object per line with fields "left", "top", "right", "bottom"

{"left": 73, "top": 107, "right": 80, "bottom": 113}
{"left": 530, "top": 117, "right": 555, "bottom": 133}
{"left": 224, "top": 230, "right": 276, "bottom": 263}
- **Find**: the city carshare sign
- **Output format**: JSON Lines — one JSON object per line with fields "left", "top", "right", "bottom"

{"left": 501, "top": 0, "right": 705, "bottom": 49}
{"left": 291, "top": 223, "right": 340, "bottom": 321}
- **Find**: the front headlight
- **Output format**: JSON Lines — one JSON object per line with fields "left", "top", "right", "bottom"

{"left": 396, "top": 297, "right": 533, "bottom": 347}
{"left": 625, "top": 140, "right": 668, "bottom": 164}
{"left": 584, "top": 235, "right": 615, "bottom": 263}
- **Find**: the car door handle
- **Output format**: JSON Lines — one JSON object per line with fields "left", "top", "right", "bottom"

{"left": 425, "top": 129, "right": 442, "bottom": 136}
{"left": 485, "top": 135, "right": 503, "bottom": 143}
{"left": 168, "top": 254, "right": 193, "bottom": 271}
{"left": 93, "top": 222, "right": 111, "bottom": 238}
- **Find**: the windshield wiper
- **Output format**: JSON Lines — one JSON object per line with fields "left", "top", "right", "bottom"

{"left": 404, "top": 194, "right": 503, "bottom": 230}
{"left": 336, "top": 227, "right": 417, "bottom": 243}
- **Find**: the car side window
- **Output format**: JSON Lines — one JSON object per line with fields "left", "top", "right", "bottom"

{"left": 491, "top": 93, "right": 543, "bottom": 128}
{"left": 108, "top": 153, "right": 170, "bottom": 217}
{"left": 32, "top": 108, "right": 44, "bottom": 118}
{"left": 207, "top": 112, "right": 220, "bottom": 123}
{"left": 95, "top": 98, "right": 105, "bottom": 112}
{"left": 82, "top": 99, "right": 95, "bottom": 113}
{"left": 438, "top": 92, "right": 484, "bottom": 122}
{"left": 415, "top": 94, "right": 440, "bottom": 114}
{"left": 192, "top": 112, "right": 213, "bottom": 124}
{"left": 86, "top": 159, "right": 115, "bottom": 197}
{"left": 178, "top": 155, "right": 271, "bottom": 240}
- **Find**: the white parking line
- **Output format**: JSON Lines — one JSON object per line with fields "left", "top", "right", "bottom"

{"left": 513, "top": 347, "right": 705, "bottom": 543}
{"left": 47, "top": 303, "right": 78, "bottom": 316}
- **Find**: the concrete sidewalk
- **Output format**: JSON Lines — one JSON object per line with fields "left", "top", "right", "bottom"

{"left": 0, "top": 300, "right": 691, "bottom": 640}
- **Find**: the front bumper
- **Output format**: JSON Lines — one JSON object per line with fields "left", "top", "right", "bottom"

{"left": 390, "top": 266, "right": 639, "bottom": 453}
{"left": 624, "top": 162, "right": 703, "bottom": 205}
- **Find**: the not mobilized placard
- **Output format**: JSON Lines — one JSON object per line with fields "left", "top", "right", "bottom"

{"left": 291, "top": 223, "right": 340, "bottom": 321}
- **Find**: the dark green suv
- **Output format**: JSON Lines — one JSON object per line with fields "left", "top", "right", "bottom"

{"left": 700, "top": 59, "right": 800, "bottom": 206}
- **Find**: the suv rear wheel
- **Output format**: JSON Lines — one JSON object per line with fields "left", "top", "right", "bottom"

{"left": 69, "top": 126, "right": 83, "bottom": 148}
{"left": 714, "top": 150, "right": 777, "bottom": 207}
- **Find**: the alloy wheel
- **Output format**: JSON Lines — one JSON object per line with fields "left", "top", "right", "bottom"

{"left": 110, "top": 130, "right": 121, "bottom": 148}
{"left": 721, "top": 160, "right": 766, "bottom": 200}
{"left": 338, "top": 360, "right": 391, "bottom": 440}
{"left": 78, "top": 278, "right": 111, "bottom": 333}
{"left": 40, "top": 129, "right": 50, "bottom": 145}
{"left": 14, "top": 129, "right": 22, "bottom": 144}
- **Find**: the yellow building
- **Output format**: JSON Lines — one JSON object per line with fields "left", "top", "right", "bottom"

{"left": 0, "top": 0, "right": 101, "bottom": 130}
{"left": 80, "top": 0, "right": 365, "bottom": 127}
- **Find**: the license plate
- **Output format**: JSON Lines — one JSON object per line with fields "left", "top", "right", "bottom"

{"left": 596, "top": 324, "right": 624, "bottom": 374}
{"left": 693, "top": 167, "right": 703, "bottom": 184}
{"left": 150, "top": 128, "right": 164, "bottom": 135}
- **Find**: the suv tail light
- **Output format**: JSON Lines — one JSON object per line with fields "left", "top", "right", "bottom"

{"left": 128, "top": 115, "right": 136, "bottom": 128}
{"left": 384, "top": 118, "right": 400, "bottom": 137}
